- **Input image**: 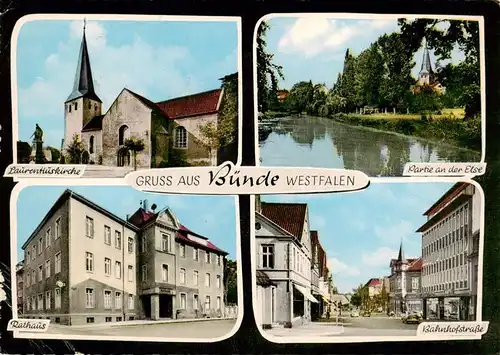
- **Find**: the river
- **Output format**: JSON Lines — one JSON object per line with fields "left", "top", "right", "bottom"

{"left": 258, "top": 116, "right": 481, "bottom": 177}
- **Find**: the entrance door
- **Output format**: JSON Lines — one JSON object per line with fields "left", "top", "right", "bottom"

{"left": 142, "top": 295, "right": 151, "bottom": 318}
{"left": 159, "top": 295, "right": 173, "bottom": 318}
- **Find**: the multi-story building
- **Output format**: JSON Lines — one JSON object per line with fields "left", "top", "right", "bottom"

{"left": 388, "top": 243, "right": 423, "bottom": 316}
{"left": 16, "top": 261, "right": 24, "bottom": 315}
{"left": 20, "top": 189, "right": 227, "bottom": 325}
{"left": 254, "top": 200, "right": 318, "bottom": 328}
{"left": 417, "top": 182, "right": 481, "bottom": 321}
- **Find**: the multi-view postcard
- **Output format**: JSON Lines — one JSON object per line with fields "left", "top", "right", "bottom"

{"left": 254, "top": 14, "right": 485, "bottom": 176}
{"left": 9, "top": 14, "right": 242, "bottom": 178}
{"left": 10, "top": 182, "right": 241, "bottom": 341}
{"left": 252, "top": 180, "right": 485, "bottom": 342}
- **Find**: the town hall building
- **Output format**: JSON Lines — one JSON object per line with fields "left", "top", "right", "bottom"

{"left": 62, "top": 24, "right": 237, "bottom": 168}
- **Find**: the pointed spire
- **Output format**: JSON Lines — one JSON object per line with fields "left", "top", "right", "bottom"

{"left": 397, "top": 239, "right": 405, "bottom": 262}
{"left": 419, "top": 39, "right": 433, "bottom": 75}
{"left": 66, "top": 19, "right": 102, "bottom": 103}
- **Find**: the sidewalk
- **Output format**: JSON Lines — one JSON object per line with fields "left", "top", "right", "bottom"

{"left": 49, "top": 317, "right": 236, "bottom": 330}
{"left": 267, "top": 323, "right": 344, "bottom": 337}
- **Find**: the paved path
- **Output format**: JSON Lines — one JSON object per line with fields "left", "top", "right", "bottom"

{"left": 43, "top": 319, "right": 237, "bottom": 339}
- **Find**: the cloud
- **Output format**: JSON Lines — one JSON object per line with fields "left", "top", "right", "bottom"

{"left": 328, "top": 257, "right": 360, "bottom": 277}
{"left": 277, "top": 18, "right": 396, "bottom": 57}
{"left": 374, "top": 219, "right": 416, "bottom": 245}
{"left": 362, "top": 247, "right": 397, "bottom": 266}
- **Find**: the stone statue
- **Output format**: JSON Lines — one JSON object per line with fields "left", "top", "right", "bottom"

{"left": 30, "top": 123, "right": 45, "bottom": 164}
{"left": 31, "top": 124, "right": 43, "bottom": 142}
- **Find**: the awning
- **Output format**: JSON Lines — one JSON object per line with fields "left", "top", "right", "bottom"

{"left": 322, "top": 296, "right": 331, "bottom": 304}
{"left": 294, "top": 284, "right": 319, "bottom": 303}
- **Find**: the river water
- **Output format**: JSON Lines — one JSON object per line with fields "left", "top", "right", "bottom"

{"left": 258, "top": 116, "right": 481, "bottom": 177}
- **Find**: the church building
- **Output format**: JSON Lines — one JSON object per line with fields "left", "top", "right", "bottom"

{"left": 63, "top": 24, "right": 237, "bottom": 168}
{"left": 414, "top": 41, "right": 445, "bottom": 94}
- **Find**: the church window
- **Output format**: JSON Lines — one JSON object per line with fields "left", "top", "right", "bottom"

{"left": 119, "top": 125, "right": 130, "bottom": 145}
{"left": 89, "top": 136, "right": 95, "bottom": 154}
{"left": 68, "top": 104, "right": 71, "bottom": 113}
{"left": 174, "top": 126, "right": 187, "bottom": 149}
{"left": 94, "top": 104, "right": 98, "bottom": 111}
{"left": 88, "top": 101, "right": 92, "bottom": 109}
{"left": 74, "top": 102, "right": 78, "bottom": 110}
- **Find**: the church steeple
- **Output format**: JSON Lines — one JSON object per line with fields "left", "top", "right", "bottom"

{"left": 397, "top": 239, "right": 405, "bottom": 262}
{"left": 66, "top": 19, "right": 102, "bottom": 103}
{"left": 419, "top": 40, "right": 433, "bottom": 75}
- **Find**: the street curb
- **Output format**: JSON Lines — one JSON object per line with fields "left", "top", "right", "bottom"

{"left": 111, "top": 317, "right": 236, "bottom": 328}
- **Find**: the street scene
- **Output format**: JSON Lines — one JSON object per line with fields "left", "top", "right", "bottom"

{"left": 254, "top": 181, "right": 482, "bottom": 338}
{"left": 256, "top": 15, "right": 482, "bottom": 176}
{"left": 13, "top": 185, "right": 239, "bottom": 340}
{"left": 14, "top": 16, "right": 240, "bottom": 176}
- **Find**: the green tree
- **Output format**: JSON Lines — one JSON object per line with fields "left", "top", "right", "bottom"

{"left": 65, "top": 133, "right": 84, "bottom": 164}
{"left": 16, "top": 141, "right": 32, "bottom": 163}
{"left": 223, "top": 258, "right": 238, "bottom": 305}
{"left": 412, "top": 84, "right": 444, "bottom": 115}
{"left": 124, "top": 137, "right": 145, "bottom": 171}
{"left": 284, "top": 80, "right": 314, "bottom": 113}
{"left": 337, "top": 49, "right": 358, "bottom": 111}
{"left": 257, "top": 21, "right": 284, "bottom": 112}
{"left": 354, "top": 43, "right": 385, "bottom": 109}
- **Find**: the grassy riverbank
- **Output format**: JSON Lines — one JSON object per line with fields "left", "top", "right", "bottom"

{"left": 330, "top": 112, "right": 481, "bottom": 151}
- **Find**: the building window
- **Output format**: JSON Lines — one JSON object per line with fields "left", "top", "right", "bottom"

{"left": 142, "top": 265, "right": 147, "bottom": 281}
{"left": 115, "top": 292, "right": 122, "bottom": 309}
{"left": 115, "top": 261, "right": 122, "bottom": 279}
{"left": 104, "top": 226, "right": 111, "bottom": 245}
{"left": 180, "top": 268, "right": 186, "bottom": 284}
{"left": 128, "top": 237, "right": 134, "bottom": 253}
{"left": 162, "top": 264, "right": 168, "bottom": 282}
{"left": 68, "top": 104, "right": 71, "bottom": 113}
{"left": 26, "top": 250, "right": 30, "bottom": 264}
{"left": 128, "top": 294, "right": 134, "bottom": 310}
{"left": 38, "top": 238, "right": 43, "bottom": 254}
{"left": 217, "top": 255, "right": 222, "bottom": 266}
{"left": 55, "top": 217, "right": 61, "bottom": 239}
{"left": 174, "top": 126, "right": 187, "bottom": 148}
{"left": 89, "top": 135, "right": 95, "bottom": 154}
{"left": 85, "top": 288, "right": 95, "bottom": 308}
{"left": 205, "top": 296, "right": 211, "bottom": 311}
{"left": 86, "top": 217, "right": 94, "bottom": 238}
{"left": 55, "top": 252, "right": 61, "bottom": 274}
{"left": 193, "top": 248, "right": 199, "bottom": 261}
{"left": 141, "top": 236, "right": 147, "bottom": 252}
{"left": 74, "top": 102, "right": 78, "bottom": 110}
{"left": 115, "top": 231, "right": 122, "bottom": 249}
{"left": 128, "top": 265, "right": 133, "bottom": 282}
{"left": 205, "top": 251, "right": 211, "bottom": 264}
{"left": 194, "top": 294, "right": 199, "bottom": 310}
{"left": 26, "top": 272, "right": 31, "bottom": 287}
{"left": 38, "top": 265, "right": 43, "bottom": 281}
{"left": 104, "top": 290, "right": 112, "bottom": 309}
{"left": 217, "top": 296, "right": 221, "bottom": 310}
{"left": 193, "top": 271, "right": 199, "bottom": 286}
{"left": 104, "top": 258, "right": 111, "bottom": 276}
{"left": 45, "top": 228, "right": 51, "bottom": 248}
{"left": 162, "top": 234, "right": 170, "bottom": 252}
{"left": 216, "top": 275, "right": 221, "bottom": 289}
{"left": 180, "top": 293, "right": 187, "bottom": 309}
{"left": 105, "top": 316, "right": 112, "bottom": 322}
{"left": 45, "top": 260, "right": 50, "bottom": 278}
{"left": 118, "top": 125, "right": 130, "bottom": 145}
{"left": 37, "top": 294, "right": 43, "bottom": 310}
{"left": 86, "top": 317, "right": 95, "bottom": 324}
{"left": 85, "top": 252, "right": 94, "bottom": 272}
{"left": 32, "top": 245, "right": 36, "bottom": 258}
{"left": 205, "top": 273, "right": 211, "bottom": 287}
{"left": 116, "top": 317, "right": 122, "bottom": 322}
{"left": 31, "top": 270, "right": 35, "bottom": 284}
{"left": 45, "top": 291, "right": 51, "bottom": 309}
{"left": 180, "top": 244, "right": 186, "bottom": 258}
{"left": 261, "top": 244, "right": 275, "bottom": 268}
{"left": 412, "top": 277, "right": 419, "bottom": 290}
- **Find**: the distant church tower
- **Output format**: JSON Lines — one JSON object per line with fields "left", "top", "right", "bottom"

{"left": 418, "top": 40, "right": 435, "bottom": 86}
{"left": 63, "top": 20, "right": 102, "bottom": 150}
{"left": 396, "top": 240, "right": 408, "bottom": 313}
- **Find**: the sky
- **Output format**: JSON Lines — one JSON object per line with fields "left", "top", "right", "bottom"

{"left": 15, "top": 186, "right": 238, "bottom": 262}
{"left": 261, "top": 181, "right": 454, "bottom": 294}
{"left": 264, "top": 16, "right": 471, "bottom": 90}
{"left": 15, "top": 18, "right": 239, "bottom": 148}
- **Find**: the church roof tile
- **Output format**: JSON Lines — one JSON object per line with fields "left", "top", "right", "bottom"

{"left": 82, "top": 115, "right": 104, "bottom": 132}
{"left": 156, "top": 89, "right": 222, "bottom": 119}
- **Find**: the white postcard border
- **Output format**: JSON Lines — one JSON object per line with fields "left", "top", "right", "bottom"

{"left": 253, "top": 13, "right": 487, "bottom": 170}
{"left": 10, "top": 13, "right": 244, "bottom": 179}
{"left": 9, "top": 178, "right": 244, "bottom": 343}
{"left": 250, "top": 177, "right": 486, "bottom": 343}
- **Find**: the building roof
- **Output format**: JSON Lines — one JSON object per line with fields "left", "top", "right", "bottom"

{"left": 256, "top": 270, "right": 276, "bottom": 287}
{"left": 81, "top": 115, "right": 104, "bottom": 132}
{"left": 365, "top": 278, "right": 381, "bottom": 287}
{"left": 407, "top": 257, "right": 423, "bottom": 272}
{"left": 66, "top": 27, "right": 102, "bottom": 103}
{"left": 156, "top": 89, "right": 222, "bottom": 120}
{"left": 22, "top": 189, "right": 139, "bottom": 250}
{"left": 128, "top": 207, "right": 227, "bottom": 255}
{"left": 260, "top": 202, "right": 307, "bottom": 239}
{"left": 422, "top": 182, "right": 468, "bottom": 217}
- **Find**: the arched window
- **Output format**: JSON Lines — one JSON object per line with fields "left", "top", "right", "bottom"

{"left": 94, "top": 104, "right": 98, "bottom": 111}
{"left": 74, "top": 102, "right": 78, "bottom": 110}
{"left": 88, "top": 101, "right": 92, "bottom": 109}
{"left": 89, "top": 135, "right": 95, "bottom": 154}
{"left": 68, "top": 104, "right": 72, "bottom": 113}
{"left": 174, "top": 126, "right": 187, "bottom": 149}
{"left": 118, "top": 125, "right": 130, "bottom": 145}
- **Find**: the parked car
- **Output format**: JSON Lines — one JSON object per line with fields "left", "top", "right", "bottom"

{"left": 361, "top": 310, "right": 371, "bottom": 317}
{"left": 350, "top": 309, "right": 360, "bottom": 317}
{"left": 402, "top": 312, "right": 423, "bottom": 324}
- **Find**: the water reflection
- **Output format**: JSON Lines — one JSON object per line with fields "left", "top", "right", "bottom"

{"left": 258, "top": 116, "right": 481, "bottom": 177}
